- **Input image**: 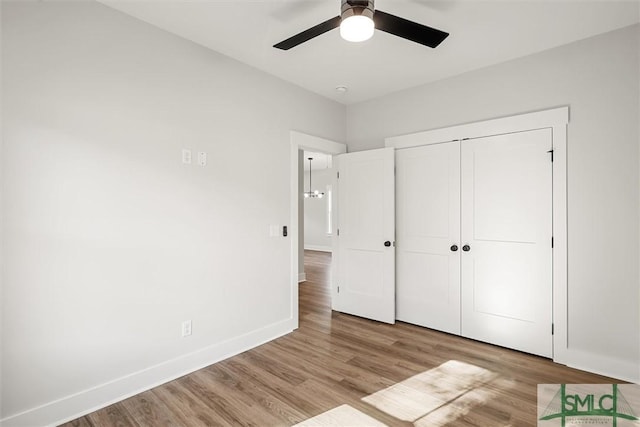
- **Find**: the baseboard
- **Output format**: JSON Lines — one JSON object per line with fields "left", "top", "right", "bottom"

{"left": 564, "top": 348, "right": 639, "bottom": 383}
{"left": 298, "top": 273, "right": 306, "bottom": 282}
{"left": 0, "top": 318, "right": 296, "bottom": 427}
{"left": 304, "top": 245, "right": 332, "bottom": 253}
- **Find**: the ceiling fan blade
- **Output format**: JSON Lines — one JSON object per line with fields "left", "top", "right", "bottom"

{"left": 273, "top": 16, "right": 342, "bottom": 50}
{"left": 373, "top": 10, "right": 449, "bottom": 48}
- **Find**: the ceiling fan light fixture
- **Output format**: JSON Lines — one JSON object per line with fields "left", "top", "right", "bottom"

{"left": 340, "top": 15, "right": 374, "bottom": 42}
{"left": 273, "top": 0, "right": 449, "bottom": 51}
{"left": 340, "top": 0, "right": 375, "bottom": 42}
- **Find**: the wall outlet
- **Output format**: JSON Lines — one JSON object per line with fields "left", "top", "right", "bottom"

{"left": 181, "top": 320, "right": 192, "bottom": 337}
{"left": 182, "top": 149, "right": 192, "bottom": 164}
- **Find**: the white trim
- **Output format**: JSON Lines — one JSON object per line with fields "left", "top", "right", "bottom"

{"left": 386, "top": 107, "right": 569, "bottom": 149}
{"left": 564, "top": 349, "right": 639, "bottom": 383}
{"left": 550, "top": 122, "right": 568, "bottom": 367}
{"left": 385, "top": 106, "right": 570, "bottom": 369}
{"left": 304, "top": 245, "right": 333, "bottom": 253}
{"left": 0, "top": 319, "right": 295, "bottom": 427}
{"left": 298, "top": 273, "right": 306, "bottom": 283}
{"left": 290, "top": 131, "right": 346, "bottom": 329}
{"left": 291, "top": 131, "right": 346, "bottom": 154}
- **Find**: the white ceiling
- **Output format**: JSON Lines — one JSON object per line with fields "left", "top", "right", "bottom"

{"left": 100, "top": 0, "right": 640, "bottom": 105}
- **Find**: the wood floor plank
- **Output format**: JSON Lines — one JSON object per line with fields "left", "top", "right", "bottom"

{"left": 63, "top": 417, "right": 95, "bottom": 427}
{"left": 119, "top": 390, "right": 177, "bottom": 427}
{"left": 264, "top": 335, "right": 398, "bottom": 397}
{"left": 61, "top": 250, "right": 619, "bottom": 427}
{"left": 151, "top": 381, "right": 228, "bottom": 427}
{"left": 85, "top": 402, "right": 139, "bottom": 427}
{"left": 212, "top": 359, "right": 311, "bottom": 424}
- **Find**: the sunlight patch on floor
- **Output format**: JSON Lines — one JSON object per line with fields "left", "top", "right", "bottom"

{"left": 292, "top": 404, "right": 388, "bottom": 427}
{"left": 414, "top": 380, "right": 497, "bottom": 426}
{"left": 293, "top": 360, "right": 506, "bottom": 426}
{"left": 362, "top": 360, "right": 498, "bottom": 422}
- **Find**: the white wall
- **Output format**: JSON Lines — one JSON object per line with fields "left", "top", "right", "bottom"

{"left": 347, "top": 24, "right": 640, "bottom": 381}
{"left": 0, "top": 1, "right": 345, "bottom": 425}
{"left": 303, "top": 168, "right": 333, "bottom": 251}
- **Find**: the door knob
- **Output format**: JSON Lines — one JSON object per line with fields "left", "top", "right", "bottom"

{"left": 450, "top": 245, "right": 458, "bottom": 252}
{"left": 384, "top": 241, "right": 392, "bottom": 247}
{"left": 462, "top": 245, "right": 471, "bottom": 252}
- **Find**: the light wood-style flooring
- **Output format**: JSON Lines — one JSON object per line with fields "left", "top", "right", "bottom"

{"left": 63, "top": 250, "right": 614, "bottom": 426}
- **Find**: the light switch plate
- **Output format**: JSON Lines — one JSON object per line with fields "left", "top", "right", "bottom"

{"left": 198, "top": 152, "right": 207, "bottom": 166}
{"left": 181, "top": 320, "right": 192, "bottom": 337}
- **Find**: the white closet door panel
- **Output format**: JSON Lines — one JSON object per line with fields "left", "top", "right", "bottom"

{"left": 461, "top": 128, "right": 553, "bottom": 357}
{"left": 396, "top": 142, "right": 461, "bottom": 334}
{"left": 336, "top": 148, "right": 395, "bottom": 324}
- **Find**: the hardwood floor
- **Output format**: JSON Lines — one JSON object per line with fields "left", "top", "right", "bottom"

{"left": 62, "top": 250, "right": 615, "bottom": 427}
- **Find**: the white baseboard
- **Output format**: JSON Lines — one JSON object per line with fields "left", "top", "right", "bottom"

{"left": 564, "top": 348, "right": 639, "bottom": 383}
{"left": 0, "top": 318, "right": 296, "bottom": 427}
{"left": 298, "top": 273, "right": 306, "bottom": 282}
{"left": 304, "top": 245, "right": 332, "bottom": 253}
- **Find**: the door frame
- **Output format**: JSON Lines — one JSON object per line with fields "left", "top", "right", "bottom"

{"left": 290, "top": 131, "right": 346, "bottom": 328}
{"left": 385, "top": 106, "right": 568, "bottom": 364}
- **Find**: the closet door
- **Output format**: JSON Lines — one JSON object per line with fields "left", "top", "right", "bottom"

{"left": 461, "top": 128, "right": 553, "bottom": 357}
{"left": 396, "top": 142, "right": 461, "bottom": 334}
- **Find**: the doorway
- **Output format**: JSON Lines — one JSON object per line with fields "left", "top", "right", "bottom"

{"left": 289, "top": 131, "right": 346, "bottom": 328}
{"left": 301, "top": 152, "right": 333, "bottom": 255}
{"left": 301, "top": 151, "right": 334, "bottom": 317}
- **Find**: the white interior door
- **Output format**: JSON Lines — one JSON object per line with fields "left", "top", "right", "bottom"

{"left": 335, "top": 148, "right": 395, "bottom": 324}
{"left": 396, "top": 142, "right": 461, "bottom": 334}
{"left": 461, "top": 128, "right": 553, "bottom": 357}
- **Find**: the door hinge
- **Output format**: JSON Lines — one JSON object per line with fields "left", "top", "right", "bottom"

{"left": 547, "top": 149, "right": 554, "bottom": 162}
{"left": 337, "top": 228, "right": 340, "bottom": 236}
{"left": 337, "top": 286, "right": 340, "bottom": 293}
{"left": 551, "top": 237, "right": 554, "bottom": 248}
{"left": 337, "top": 171, "right": 340, "bottom": 179}
{"left": 552, "top": 323, "right": 554, "bottom": 335}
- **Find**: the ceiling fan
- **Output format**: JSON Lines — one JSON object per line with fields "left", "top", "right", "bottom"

{"left": 273, "top": 0, "right": 449, "bottom": 50}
